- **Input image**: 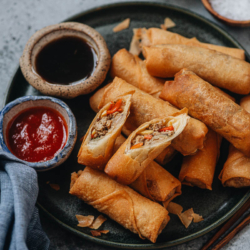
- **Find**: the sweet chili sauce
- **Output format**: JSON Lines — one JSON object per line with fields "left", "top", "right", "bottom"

{"left": 7, "top": 107, "right": 68, "bottom": 162}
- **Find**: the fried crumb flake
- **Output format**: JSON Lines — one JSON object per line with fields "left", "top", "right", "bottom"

{"left": 129, "top": 28, "right": 142, "bottom": 56}
{"left": 161, "top": 17, "right": 176, "bottom": 30}
{"left": 178, "top": 208, "right": 194, "bottom": 228}
{"left": 166, "top": 202, "right": 183, "bottom": 214}
{"left": 91, "top": 230, "right": 102, "bottom": 237}
{"left": 90, "top": 230, "right": 109, "bottom": 237}
{"left": 49, "top": 183, "right": 60, "bottom": 191}
{"left": 76, "top": 215, "right": 95, "bottom": 227}
{"left": 90, "top": 215, "right": 107, "bottom": 229}
{"left": 166, "top": 202, "right": 203, "bottom": 228}
{"left": 113, "top": 18, "right": 130, "bottom": 32}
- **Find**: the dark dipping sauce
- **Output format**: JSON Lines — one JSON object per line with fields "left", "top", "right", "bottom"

{"left": 7, "top": 107, "right": 68, "bottom": 162}
{"left": 35, "top": 36, "right": 97, "bottom": 84}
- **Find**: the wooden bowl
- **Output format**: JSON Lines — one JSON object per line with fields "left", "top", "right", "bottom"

{"left": 20, "top": 22, "right": 111, "bottom": 99}
{"left": 202, "top": 0, "right": 250, "bottom": 27}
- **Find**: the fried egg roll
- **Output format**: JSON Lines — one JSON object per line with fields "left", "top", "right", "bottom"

{"left": 160, "top": 69, "right": 250, "bottom": 157}
{"left": 139, "top": 28, "right": 245, "bottom": 60}
{"left": 89, "top": 87, "right": 176, "bottom": 165}
{"left": 99, "top": 77, "right": 208, "bottom": 156}
{"left": 179, "top": 129, "right": 222, "bottom": 190}
{"left": 69, "top": 167, "right": 170, "bottom": 243}
{"left": 110, "top": 48, "right": 164, "bottom": 98}
{"left": 78, "top": 94, "right": 132, "bottom": 170}
{"left": 219, "top": 96, "right": 250, "bottom": 187}
{"left": 114, "top": 135, "right": 181, "bottom": 203}
{"left": 143, "top": 44, "right": 250, "bottom": 94}
{"left": 105, "top": 113, "right": 189, "bottom": 185}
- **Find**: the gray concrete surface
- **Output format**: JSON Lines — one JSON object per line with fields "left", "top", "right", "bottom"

{"left": 1, "top": 0, "right": 250, "bottom": 249}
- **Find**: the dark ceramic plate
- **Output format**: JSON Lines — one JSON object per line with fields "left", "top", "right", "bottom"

{"left": 4, "top": 1, "right": 250, "bottom": 249}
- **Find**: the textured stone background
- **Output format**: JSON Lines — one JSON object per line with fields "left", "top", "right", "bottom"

{"left": 1, "top": 0, "right": 250, "bottom": 249}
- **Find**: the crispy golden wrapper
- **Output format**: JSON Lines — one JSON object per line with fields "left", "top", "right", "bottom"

{"left": 139, "top": 27, "right": 245, "bottom": 59}
{"left": 113, "top": 18, "right": 130, "bottom": 32}
{"left": 219, "top": 96, "right": 250, "bottom": 187}
{"left": 78, "top": 94, "right": 132, "bottom": 170}
{"left": 99, "top": 77, "right": 208, "bottom": 156}
{"left": 104, "top": 113, "right": 189, "bottom": 185}
{"left": 179, "top": 129, "right": 222, "bottom": 190}
{"left": 143, "top": 44, "right": 250, "bottom": 94}
{"left": 69, "top": 167, "right": 170, "bottom": 243}
{"left": 160, "top": 69, "right": 250, "bottom": 157}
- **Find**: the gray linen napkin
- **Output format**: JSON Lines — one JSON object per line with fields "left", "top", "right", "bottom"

{"left": 0, "top": 150, "right": 50, "bottom": 250}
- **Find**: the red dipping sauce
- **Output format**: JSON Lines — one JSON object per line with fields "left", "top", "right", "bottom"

{"left": 7, "top": 107, "right": 68, "bottom": 162}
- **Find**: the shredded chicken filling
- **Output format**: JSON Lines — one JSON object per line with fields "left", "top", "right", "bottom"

{"left": 131, "top": 121, "right": 175, "bottom": 149}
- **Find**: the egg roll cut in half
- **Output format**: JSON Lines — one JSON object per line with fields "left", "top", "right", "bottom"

{"left": 143, "top": 44, "right": 250, "bottom": 95}
{"left": 110, "top": 48, "right": 164, "bottom": 98}
{"left": 138, "top": 27, "right": 245, "bottom": 60}
{"left": 160, "top": 69, "right": 250, "bottom": 157}
{"left": 179, "top": 129, "right": 222, "bottom": 190}
{"left": 105, "top": 111, "right": 189, "bottom": 185}
{"left": 113, "top": 135, "right": 181, "bottom": 203}
{"left": 78, "top": 94, "right": 132, "bottom": 170}
{"left": 69, "top": 167, "right": 170, "bottom": 243}
{"left": 219, "top": 96, "right": 250, "bottom": 188}
{"left": 89, "top": 87, "right": 176, "bottom": 165}
{"left": 99, "top": 77, "right": 208, "bottom": 156}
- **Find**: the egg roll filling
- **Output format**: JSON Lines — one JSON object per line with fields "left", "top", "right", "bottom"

{"left": 130, "top": 121, "right": 175, "bottom": 149}
{"left": 91, "top": 99, "right": 124, "bottom": 140}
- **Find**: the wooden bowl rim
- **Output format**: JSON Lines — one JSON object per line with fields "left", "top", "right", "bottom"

{"left": 202, "top": 0, "right": 250, "bottom": 27}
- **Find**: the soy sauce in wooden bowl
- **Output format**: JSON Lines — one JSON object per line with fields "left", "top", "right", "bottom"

{"left": 35, "top": 36, "right": 97, "bottom": 85}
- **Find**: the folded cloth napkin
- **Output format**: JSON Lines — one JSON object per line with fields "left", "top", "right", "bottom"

{"left": 0, "top": 150, "right": 50, "bottom": 250}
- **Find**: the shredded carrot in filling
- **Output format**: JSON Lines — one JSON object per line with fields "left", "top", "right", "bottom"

{"left": 130, "top": 121, "right": 175, "bottom": 149}
{"left": 131, "top": 142, "right": 143, "bottom": 149}
{"left": 107, "top": 99, "right": 123, "bottom": 114}
{"left": 159, "top": 125, "right": 174, "bottom": 132}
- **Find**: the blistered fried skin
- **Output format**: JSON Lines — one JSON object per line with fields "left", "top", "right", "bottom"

{"left": 179, "top": 129, "right": 222, "bottom": 190}
{"left": 219, "top": 96, "right": 250, "bottom": 187}
{"left": 143, "top": 44, "right": 250, "bottom": 94}
{"left": 110, "top": 48, "right": 164, "bottom": 98}
{"left": 69, "top": 167, "right": 170, "bottom": 243}
{"left": 160, "top": 69, "right": 250, "bottom": 157}
{"left": 139, "top": 27, "right": 245, "bottom": 60}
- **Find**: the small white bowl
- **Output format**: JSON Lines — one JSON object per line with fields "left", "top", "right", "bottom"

{"left": 0, "top": 96, "right": 77, "bottom": 171}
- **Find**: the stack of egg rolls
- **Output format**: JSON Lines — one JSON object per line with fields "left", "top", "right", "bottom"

{"left": 139, "top": 27, "right": 245, "bottom": 60}
{"left": 160, "top": 69, "right": 250, "bottom": 157}
{"left": 219, "top": 96, "right": 250, "bottom": 187}
{"left": 70, "top": 167, "right": 170, "bottom": 243}
{"left": 143, "top": 45, "right": 250, "bottom": 94}
{"left": 99, "top": 77, "right": 208, "bottom": 156}
{"left": 89, "top": 85, "right": 176, "bottom": 165}
{"left": 104, "top": 112, "right": 189, "bottom": 185}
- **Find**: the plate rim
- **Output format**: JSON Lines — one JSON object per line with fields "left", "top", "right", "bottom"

{"left": 3, "top": 1, "right": 250, "bottom": 249}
